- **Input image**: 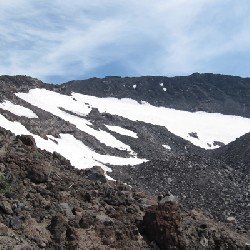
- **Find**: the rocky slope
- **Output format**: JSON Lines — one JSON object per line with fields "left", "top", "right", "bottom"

{"left": 212, "top": 132, "right": 250, "bottom": 173}
{"left": 110, "top": 155, "right": 250, "bottom": 231}
{"left": 0, "top": 128, "right": 249, "bottom": 249}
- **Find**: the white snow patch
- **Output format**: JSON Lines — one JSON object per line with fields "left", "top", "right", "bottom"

{"left": 71, "top": 92, "right": 250, "bottom": 149}
{"left": 160, "top": 83, "right": 164, "bottom": 87}
{"left": 0, "top": 114, "right": 146, "bottom": 176}
{"left": 47, "top": 134, "right": 145, "bottom": 171}
{"left": 133, "top": 84, "right": 136, "bottom": 89}
{"left": 162, "top": 144, "right": 171, "bottom": 150}
{"left": 0, "top": 100, "right": 38, "bottom": 118}
{"left": 16, "top": 89, "right": 250, "bottom": 150}
{"left": 106, "top": 125, "right": 138, "bottom": 138}
{"left": 163, "top": 88, "right": 167, "bottom": 92}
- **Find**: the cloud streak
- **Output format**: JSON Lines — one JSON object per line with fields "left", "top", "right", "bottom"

{"left": 0, "top": 0, "right": 250, "bottom": 83}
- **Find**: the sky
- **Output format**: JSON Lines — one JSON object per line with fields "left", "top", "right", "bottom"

{"left": 0, "top": 0, "right": 250, "bottom": 84}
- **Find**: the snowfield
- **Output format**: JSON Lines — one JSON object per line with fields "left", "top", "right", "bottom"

{"left": 72, "top": 93, "right": 250, "bottom": 149}
{"left": 16, "top": 88, "right": 250, "bottom": 149}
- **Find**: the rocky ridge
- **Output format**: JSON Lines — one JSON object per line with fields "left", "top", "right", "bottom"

{"left": 62, "top": 73, "right": 250, "bottom": 118}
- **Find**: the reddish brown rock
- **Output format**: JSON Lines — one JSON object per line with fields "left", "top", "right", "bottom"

{"left": 142, "top": 201, "right": 182, "bottom": 249}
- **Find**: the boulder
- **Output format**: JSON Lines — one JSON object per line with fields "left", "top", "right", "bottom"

{"left": 85, "top": 166, "right": 107, "bottom": 183}
{"left": 142, "top": 201, "right": 181, "bottom": 249}
{"left": 27, "top": 164, "right": 50, "bottom": 183}
{"left": 18, "top": 135, "right": 36, "bottom": 147}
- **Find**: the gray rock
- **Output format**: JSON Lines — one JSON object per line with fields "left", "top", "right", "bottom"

{"left": 226, "top": 216, "right": 236, "bottom": 223}
{"left": 10, "top": 216, "right": 22, "bottom": 230}
{"left": 59, "top": 203, "right": 74, "bottom": 218}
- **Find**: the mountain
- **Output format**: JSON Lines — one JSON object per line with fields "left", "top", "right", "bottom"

{"left": 0, "top": 74, "right": 250, "bottom": 248}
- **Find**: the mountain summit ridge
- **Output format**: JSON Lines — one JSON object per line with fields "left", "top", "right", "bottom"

{"left": 60, "top": 73, "right": 250, "bottom": 118}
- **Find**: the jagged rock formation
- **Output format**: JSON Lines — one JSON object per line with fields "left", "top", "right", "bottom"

{"left": 0, "top": 128, "right": 249, "bottom": 249}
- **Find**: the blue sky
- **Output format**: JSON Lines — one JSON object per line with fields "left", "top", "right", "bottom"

{"left": 0, "top": 0, "right": 250, "bottom": 83}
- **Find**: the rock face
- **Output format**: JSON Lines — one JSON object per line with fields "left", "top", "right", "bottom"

{"left": 0, "top": 128, "right": 249, "bottom": 249}
{"left": 85, "top": 166, "right": 107, "bottom": 183}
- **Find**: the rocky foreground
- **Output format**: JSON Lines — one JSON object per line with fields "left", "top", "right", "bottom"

{"left": 110, "top": 155, "right": 250, "bottom": 231}
{"left": 0, "top": 128, "right": 249, "bottom": 249}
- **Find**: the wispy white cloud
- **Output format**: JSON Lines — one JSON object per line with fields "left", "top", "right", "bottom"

{"left": 0, "top": 0, "right": 250, "bottom": 83}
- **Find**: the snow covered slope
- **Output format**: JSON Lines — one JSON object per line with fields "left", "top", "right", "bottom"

{"left": 0, "top": 112, "right": 145, "bottom": 177}
{"left": 16, "top": 88, "right": 250, "bottom": 149}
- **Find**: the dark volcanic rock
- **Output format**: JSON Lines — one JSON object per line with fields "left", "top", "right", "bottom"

{"left": 110, "top": 155, "right": 250, "bottom": 230}
{"left": 0, "top": 74, "right": 250, "bottom": 248}
{"left": 26, "top": 162, "right": 50, "bottom": 183}
{"left": 48, "top": 215, "right": 67, "bottom": 243}
{"left": 85, "top": 165, "right": 107, "bottom": 183}
{"left": 0, "top": 128, "right": 152, "bottom": 249}
{"left": 18, "top": 134, "right": 36, "bottom": 147}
